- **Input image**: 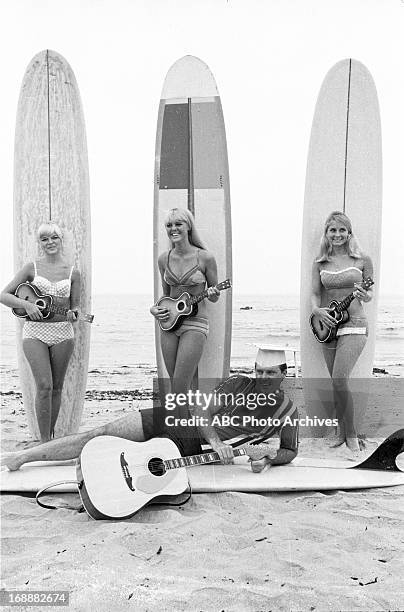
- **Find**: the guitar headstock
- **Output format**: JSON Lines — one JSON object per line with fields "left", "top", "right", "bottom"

{"left": 362, "top": 277, "right": 374, "bottom": 291}
{"left": 217, "top": 279, "right": 232, "bottom": 291}
{"left": 242, "top": 443, "right": 271, "bottom": 462}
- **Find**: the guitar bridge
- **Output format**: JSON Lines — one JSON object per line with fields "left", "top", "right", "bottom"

{"left": 120, "top": 452, "right": 135, "bottom": 491}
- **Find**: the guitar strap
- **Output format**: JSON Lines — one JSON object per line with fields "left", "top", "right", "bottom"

{"left": 36, "top": 480, "right": 85, "bottom": 513}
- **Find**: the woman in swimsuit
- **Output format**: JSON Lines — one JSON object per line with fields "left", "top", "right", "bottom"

{"left": 0, "top": 222, "right": 80, "bottom": 442}
{"left": 150, "top": 207, "right": 220, "bottom": 453}
{"left": 311, "top": 211, "right": 373, "bottom": 453}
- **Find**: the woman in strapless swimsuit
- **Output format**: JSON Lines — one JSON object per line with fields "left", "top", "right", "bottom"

{"left": 311, "top": 211, "right": 374, "bottom": 453}
{"left": 0, "top": 222, "right": 80, "bottom": 442}
{"left": 150, "top": 207, "right": 220, "bottom": 454}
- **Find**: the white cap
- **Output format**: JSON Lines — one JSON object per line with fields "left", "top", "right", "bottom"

{"left": 255, "top": 345, "right": 287, "bottom": 367}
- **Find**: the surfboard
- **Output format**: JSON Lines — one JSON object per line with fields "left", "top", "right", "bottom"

{"left": 154, "top": 56, "right": 232, "bottom": 392}
{"left": 300, "top": 59, "right": 382, "bottom": 414}
{"left": 14, "top": 50, "right": 91, "bottom": 438}
{"left": 2, "top": 430, "right": 403, "bottom": 495}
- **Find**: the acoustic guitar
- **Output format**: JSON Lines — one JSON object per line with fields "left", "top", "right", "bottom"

{"left": 310, "top": 277, "right": 374, "bottom": 343}
{"left": 13, "top": 282, "right": 94, "bottom": 323}
{"left": 156, "top": 279, "right": 231, "bottom": 331}
{"left": 77, "top": 435, "right": 267, "bottom": 520}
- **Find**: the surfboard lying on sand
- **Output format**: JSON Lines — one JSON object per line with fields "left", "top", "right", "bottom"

{"left": 2, "top": 429, "right": 403, "bottom": 494}
{"left": 14, "top": 50, "right": 91, "bottom": 438}
{"left": 300, "top": 58, "right": 382, "bottom": 382}
{"left": 154, "top": 55, "right": 232, "bottom": 391}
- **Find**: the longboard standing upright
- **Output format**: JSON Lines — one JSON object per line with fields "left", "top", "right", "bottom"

{"left": 300, "top": 59, "right": 382, "bottom": 419}
{"left": 154, "top": 56, "right": 232, "bottom": 394}
{"left": 14, "top": 50, "right": 91, "bottom": 438}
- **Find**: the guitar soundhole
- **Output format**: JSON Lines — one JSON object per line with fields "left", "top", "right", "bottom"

{"left": 36, "top": 299, "right": 46, "bottom": 310}
{"left": 148, "top": 457, "right": 166, "bottom": 477}
{"left": 177, "top": 301, "right": 185, "bottom": 312}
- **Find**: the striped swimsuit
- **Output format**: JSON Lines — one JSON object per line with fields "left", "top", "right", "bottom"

{"left": 163, "top": 249, "right": 209, "bottom": 337}
{"left": 23, "top": 262, "right": 75, "bottom": 347}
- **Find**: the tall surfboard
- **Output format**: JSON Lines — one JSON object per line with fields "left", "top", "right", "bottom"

{"left": 14, "top": 50, "right": 91, "bottom": 438}
{"left": 300, "top": 59, "right": 382, "bottom": 391}
{"left": 154, "top": 56, "right": 232, "bottom": 390}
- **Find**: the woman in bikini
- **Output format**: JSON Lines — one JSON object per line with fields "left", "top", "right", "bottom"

{"left": 311, "top": 211, "right": 373, "bottom": 453}
{"left": 150, "top": 207, "right": 220, "bottom": 454}
{"left": 0, "top": 222, "right": 80, "bottom": 442}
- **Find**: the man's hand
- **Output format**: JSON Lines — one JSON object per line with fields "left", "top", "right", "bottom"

{"left": 211, "top": 441, "right": 234, "bottom": 464}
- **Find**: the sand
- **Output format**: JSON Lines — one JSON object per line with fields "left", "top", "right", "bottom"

{"left": 1, "top": 377, "right": 404, "bottom": 612}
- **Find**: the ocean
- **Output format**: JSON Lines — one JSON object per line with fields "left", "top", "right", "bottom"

{"left": 1, "top": 294, "right": 403, "bottom": 394}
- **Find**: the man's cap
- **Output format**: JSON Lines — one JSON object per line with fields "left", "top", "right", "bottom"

{"left": 255, "top": 344, "right": 287, "bottom": 367}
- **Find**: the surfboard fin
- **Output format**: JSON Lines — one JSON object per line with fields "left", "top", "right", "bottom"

{"left": 351, "top": 429, "right": 404, "bottom": 472}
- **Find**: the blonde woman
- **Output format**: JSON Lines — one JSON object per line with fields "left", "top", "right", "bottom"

{"left": 311, "top": 211, "right": 373, "bottom": 452}
{"left": 1, "top": 222, "right": 80, "bottom": 441}
{"left": 150, "top": 207, "right": 220, "bottom": 454}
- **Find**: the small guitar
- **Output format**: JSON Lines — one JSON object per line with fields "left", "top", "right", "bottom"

{"left": 12, "top": 282, "right": 94, "bottom": 323}
{"left": 156, "top": 279, "right": 232, "bottom": 332}
{"left": 77, "top": 435, "right": 268, "bottom": 520}
{"left": 310, "top": 277, "right": 374, "bottom": 343}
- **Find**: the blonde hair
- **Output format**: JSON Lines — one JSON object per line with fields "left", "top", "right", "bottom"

{"left": 164, "top": 208, "right": 207, "bottom": 250}
{"left": 316, "top": 211, "right": 362, "bottom": 262}
{"left": 37, "top": 221, "right": 63, "bottom": 241}
{"left": 37, "top": 222, "right": 64, "bottom": 256}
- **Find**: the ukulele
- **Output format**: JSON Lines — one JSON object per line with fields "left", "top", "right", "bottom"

{"left": 12, "top": 282, "right": 94, "bottom": 323}
{"left": 77, "top": 435, "right": 268, "bottom": 520}
{"left": 156, "top": 279, "right": 231, "bottom": 331}
{"left": 309, "top": 277, "right": 374, "bottom": 343}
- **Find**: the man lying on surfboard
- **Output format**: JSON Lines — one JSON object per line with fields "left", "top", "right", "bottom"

{"left": 2, "top": 347, "right": 298, "bottom": 473}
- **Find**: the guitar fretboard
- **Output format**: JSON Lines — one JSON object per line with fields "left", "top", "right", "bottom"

{"left": 164, "top": 447, "right": 246, "bottom": 470}
{"left": 186, "top": 281, "right": 229, "bottom": 307}
{"left": 334, "top": 278, "right": 373, "bottom": 314}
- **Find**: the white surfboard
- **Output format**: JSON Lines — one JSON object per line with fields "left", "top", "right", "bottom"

{"left": 14, "top": 50, "right": 91, "bottom": 438}
{"left": 2, "top": 430, "right": 403, "bottom": 495}
{"left": 154, "top": 56, "right": 232, "bottom": 392}
{"left": 300, "top": 58, "right": 382, "bottom": 382}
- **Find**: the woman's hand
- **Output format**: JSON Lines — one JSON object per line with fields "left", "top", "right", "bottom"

{"left": 24, "top": 302, "right": 43, "bottom": 321}
{"left": 353, "top": 283, "right": 372, "bottom": 303}
{"left": 312, "top": 306, "right": 337, "bottom": 327}
{"left": 207, "top": 286, "right": 220, "bottom": 302}
{"left": 150, "top": 305, "right": 170, "bottom": 321}
{"left": 67, "top": 309, "right": 79, "bottom": 323}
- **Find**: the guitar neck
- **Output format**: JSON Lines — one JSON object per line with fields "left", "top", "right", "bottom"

{"left": 164, "top": 447, "right": 246, "bottom": 470}
{"left": 187, "top": 284, "right": 224, "bottom": 307}
{"left": 334, "top": 292, "right": 356, "bottom": 314}
{"left": 48, "top": 303, "right": 93, "bottom": 323}
{"left": 49, "top": 304, "right": 70, "bottom": 317}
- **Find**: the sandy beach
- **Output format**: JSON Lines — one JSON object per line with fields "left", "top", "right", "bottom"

{"left": 1, "top": 373, "right": 403, "bottom": 612}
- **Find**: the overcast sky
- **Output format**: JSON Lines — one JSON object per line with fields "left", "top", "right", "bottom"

{"left": 0, "top": 0, "right": 403, "bottom": 296}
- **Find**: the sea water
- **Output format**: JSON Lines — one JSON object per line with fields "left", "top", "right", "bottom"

{"left": 1, "top": 294, "right": 403, "bottom": 393}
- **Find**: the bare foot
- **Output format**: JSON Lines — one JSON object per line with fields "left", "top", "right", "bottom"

{"left": 346, "top": 437, "right": 361, "bottom": 454}
{"left": 1, "top": 452, "right": 25, "bottom": 471}
{"left": 330, "top": 438, "right": 346, "bottom": 448}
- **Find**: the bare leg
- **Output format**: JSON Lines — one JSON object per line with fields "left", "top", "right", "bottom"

{"left": 2, "top": 411, "right": 145, "bottom": 471}
{"left": 321, "top": 342, "right": 344, "bottom": 444}
{"left": 160, "top": 330, "right": 179, "bottom": 379}
{"left": 23, "top": 339, "right": 53, "bottom": 442}
{"left": 49, "top": 339, "right": 74, "bottom": 435}
{"left": 171, "top": 331, "right": 206, "bottom": 454}
{"left": 331, "top": 334, "right": 367, "bottom": 452}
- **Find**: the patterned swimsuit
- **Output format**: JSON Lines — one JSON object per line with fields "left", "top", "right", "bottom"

{"left": 320, "top": 266, "right": 367, "bottom": 336}
{"left": 22, "top": 262, "right": 75, "bottom": 346}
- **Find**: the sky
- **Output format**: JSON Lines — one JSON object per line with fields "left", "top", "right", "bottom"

{"left": 0, "top": 0, "right": 403, "bottom": 296}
